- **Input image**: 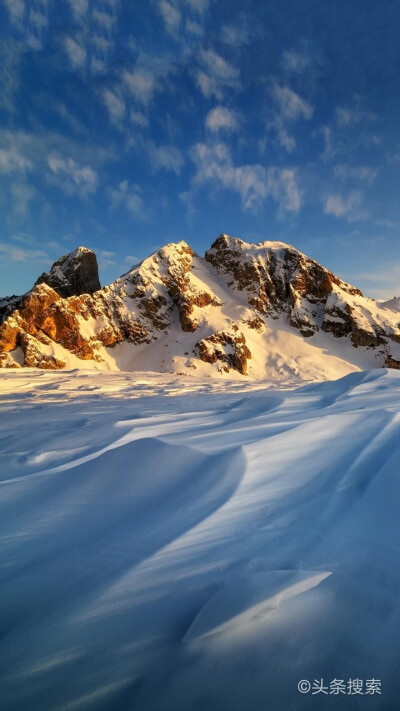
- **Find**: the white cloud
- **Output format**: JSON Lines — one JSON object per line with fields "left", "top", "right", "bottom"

{"left": 319, "top": 125, "right": 337, "bottom": 161}
{"left": 185, "top": 18, "right": 203, "bottom": 36}
{"left": 148, "top": 143, "right": 184, "bottom": 175}
{"left": 195, "top": 49, "right": 240, "bottom": 100}
{"left": 324, "top": 191, "right": 365, "bottom": 220}
{"left": 29, "top": 7, "right": 48, "bottom": 32}
{"left": 352, "top": 264, "right": 400, "bottom": 301}
{"left": 158, "top": 0, "right": 181, "bottom": 35}
{"left": 220, "top": 22, "right": 250, "bottom": 46}
{"left": 64, "top": 36, "right": 86, "bottom": 69}
{"left": 0, "top": 128, "right": 114, "bottom": 179}
{"left": 98, "top": 249, "right": 116, "bottom": 269}
{"left": 124, "top": 254, "right": 140, "bottom": 264}
{"left": 3, "top": 0, "right": 25, "bottom": 26}
{"left": 123, "top": 70, "right": 155, "bottom": 105}
{"left": 269, "top": 84, "right": 313, "bottom": 153}
{"left": 335, "top": 103, "right": 376, "bottom": 128}
{"left": 130, "top": 110, "right": 149, "bottom": 128}
{"left": 107, "top": 180, "right": 145, "bottom": 219}
{"left": 0, "top": 242, "right": 47, "bottom": 263}
{"left": 272, "top": 84, "right": 313, "bottom": 121}
{"left": 92, "top": 9, "right": 116, "bottom": 30}
{"left": 47, "top": 156, "right": 98, "bottom": 196}
{"left": 10, "top": 181, "right": 36, "bottom": 217}
{"left": 103, "top": 89, "right": 125, "bottom": 126}
{"left": 185, "top": 0, "right": 210, "bottom": 14}
{"left": 333, "top": 164, "right": 379, "bottom": 185}
{"left": 190, "top": 142, "right": 301, "bottom": 213}
{"left": 274, "top": 126, "right": 296, "bottom": 153}
{"left": 65, "top": 0, "right": 88, "bottom": 18}
{"left": 205, "top": 106, "right": 238, "bottom": 132}
{"left": 200, "top": 48, "right": 238, "bottom": 81}
{"left": 281, "top": 48, "right": 313, "bottom": 74}
{"left": 0, "top": 146, "right": 32, "bottom": 174}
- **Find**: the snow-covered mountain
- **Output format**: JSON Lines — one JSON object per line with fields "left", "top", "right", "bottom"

{"left": 1, "top": 235, "right": 400, "bottom": 381}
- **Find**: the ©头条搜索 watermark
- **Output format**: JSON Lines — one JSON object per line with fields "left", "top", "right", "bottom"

{"left": 297, "top": 678, "right": 381, "bottom": 695}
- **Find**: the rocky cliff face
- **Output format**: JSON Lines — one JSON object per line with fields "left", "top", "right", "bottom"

{"left": 34, "top": 246, "right": 101, "bottom": 297}
{"left": 1, "top": 235, "right": 399, "bottom": 379}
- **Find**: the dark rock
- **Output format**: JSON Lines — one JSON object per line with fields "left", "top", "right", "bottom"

{"left": 34, "top": 246, "right": 101, "bottom": 297}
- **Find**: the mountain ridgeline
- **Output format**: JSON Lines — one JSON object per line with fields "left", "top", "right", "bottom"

{"left": 1, "top": 235, "right": 399, "bottom": 381}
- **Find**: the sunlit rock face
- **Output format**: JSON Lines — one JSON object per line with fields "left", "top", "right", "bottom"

{"left": 1, "top": 235, "right": 400, "bottom": 375}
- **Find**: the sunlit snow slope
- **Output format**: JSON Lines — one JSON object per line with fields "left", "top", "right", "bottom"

{"left": 1, "top": 369, "right": 399, "bottom": 710}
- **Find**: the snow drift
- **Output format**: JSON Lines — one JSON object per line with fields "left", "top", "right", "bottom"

{"left": 0, "top": 368, "right": 399, "bottom": 710}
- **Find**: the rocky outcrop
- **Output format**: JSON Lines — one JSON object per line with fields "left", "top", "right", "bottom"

{"left": 196, "top": 328, "right": 251, "bottom": 374}
{"left": 0, "top": 294, "right": 24, "bottom": 324}
{"left": 0, "top": 284, "right": 103, "bottom": 368}
{"left": 34, "top": 246, "right": 101, "bottom": 297}
{"left": 205, "top": 234, "right": 363, "bottom": 338}
{"left": 1, "top": 235, "right": 400, "bottom": 375}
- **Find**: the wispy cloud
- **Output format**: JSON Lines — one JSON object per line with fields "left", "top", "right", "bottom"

{"left": 281, "top": 47, "right": 313, "bottom": 74}
{"left": 272, "top": 84, "right": 313, "bottom": 121}
{"left": 185, "top": 18, "right": 203, "bottom": 36}
{"left": 190, "top": 142, "right": 301, "bottom": 213}
{"left": 123, "top": 70, "right": 155, "bottom": 106}
{"left": 64, "top": 36, "right": 87, "bottom": 69}
{"left": 158, "top": 0, "right": 181, "bottom": 36}
{"left": 148, "top": 143, "right": 184, "bottom": 175}
{"left": 47, "top": 156, "right": 98, "bottom": 196}
{"left": 220, "top": 16, "right": 253, "bottom": 46}
{"left": 185, "top": 0, "right": 210, "bottom": 14}
{"left": 269, "top": 84, "right": 313, "bottom": 152}
{"left": 333, "top": 164, "right": 379, "bottom": 185}
{"left": 0, "top": 242, "right": 48, "bottom": 263}
{"left": 65, "top": 0, "right": 88, "bottom": 19}
{"left": 0, "top": 145, "right": 32, "bottom": 174}
{"left": 130, "top": 110, "right": 149, "bottom": 128}
{"left": 352, "top": 264, "right": 400, "bottom": 301}
{"left": 93, "top": 8, "right": 116, "bottom": 30}
{"left": 98, "top": 249, "right": 115, "bottom": 269}
{"left": 107, "top": 180, "right": 145, "bottom": 219}
{"left": 102, "top": 88, "right": 125, "bottom": 127}
{"left": 324, "top": 190, "right": 366, "bottom": 221}
{"left": 10, "top": 181, "right": 36, "bottom": 217}
{"left": 205, "top": 106, "right": 239, "bottom": 132}
{"left": 334, "top": 96, "right": 376, "bottom": 128}
{"left": 3, "top": 0, "right": 25, "bottom": 27}
{"left": 195, "top": 49, "right": 240, "bottom": 100}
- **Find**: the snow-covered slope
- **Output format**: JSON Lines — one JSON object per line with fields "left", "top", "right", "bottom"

{"left": 1, "top": 235, "right": 400, "bottom": 380}
{"left": 0, "top": 368, "right": 399, "bottom": 709}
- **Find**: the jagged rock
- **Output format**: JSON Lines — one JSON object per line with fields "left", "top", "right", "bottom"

{"left": 1, "top": 235, "right": 400, "bottom": 375}
{"left": 245, "top": 315, "right": 265, "bottom": 331}
{"left": 385, "top": 355, "right": 400, "bottom": 369}
{"left": 34, "top": 246, "right": 101, "bottom": 297}
{"left": 196, "top": 330, "right": 251, "bottom": 375}
{"left": 0, "top": 295, "right": 24, "bottom": 324}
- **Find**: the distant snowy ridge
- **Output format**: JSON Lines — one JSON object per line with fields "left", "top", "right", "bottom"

{"left": 1, "top": 234, "right": 400, "bottom": 380}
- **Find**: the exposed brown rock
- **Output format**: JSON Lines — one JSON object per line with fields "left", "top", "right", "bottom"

{"left": 385, "top": 355, "right": 400, "bottom": 369}
{"left": 1, "top": 236, "right": 400, "bottom": 375}
{"left": 196, "top": 330, "right": 251, "bottom": 375}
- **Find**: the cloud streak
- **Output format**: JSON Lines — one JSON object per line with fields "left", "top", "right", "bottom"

{"left": 191, "top": 142, "right": 301, "bottom": 213}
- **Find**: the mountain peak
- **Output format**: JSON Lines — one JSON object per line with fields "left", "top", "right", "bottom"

{"left": 34, "top": 246, "right": 101, "bottom": 298}
{"left": 1, "top": 235, "right": 400, "bottom": 377}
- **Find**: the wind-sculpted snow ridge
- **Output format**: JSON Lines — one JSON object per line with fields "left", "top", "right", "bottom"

{"left": 1, "top": 235, "right": 400, "bottom": 378}
{"left": 1, "top": 368, "right": 400, "bottom": 710}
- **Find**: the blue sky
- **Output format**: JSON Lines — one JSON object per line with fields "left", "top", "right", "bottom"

{"left": 0, "top": 0, "right": 399, "bottom": 299}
